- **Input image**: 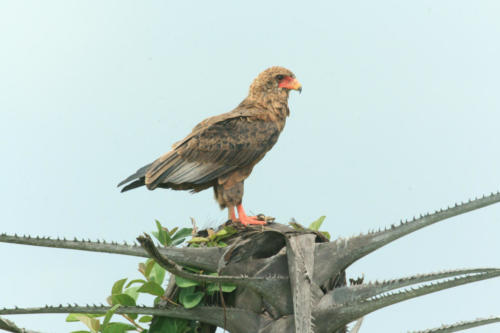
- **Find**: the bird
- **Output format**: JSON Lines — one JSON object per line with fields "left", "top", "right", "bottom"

{"left": 117, "top": 66, "right": 302, "bottom": 226}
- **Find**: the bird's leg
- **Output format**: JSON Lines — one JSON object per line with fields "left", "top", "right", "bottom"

{"left": 228, "top": 206, "right": 236, "bottom": 221}
{"left": 236, "top": 204, "right": 266, "bottom": 226}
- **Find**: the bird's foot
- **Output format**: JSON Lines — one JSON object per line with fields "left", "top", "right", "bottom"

{"left": 238, "top": 215, "right": 266, "bottom": 226}
{"left": 235, "top": 204, "right": 268, "bottom": 226}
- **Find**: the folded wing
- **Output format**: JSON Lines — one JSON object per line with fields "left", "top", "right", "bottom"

{"left": 118, "top": 112, "right": 280, "bottom": 192}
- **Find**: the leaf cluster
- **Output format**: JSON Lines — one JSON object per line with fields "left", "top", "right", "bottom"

{"left": 67, "top": 221, "right": 236, "bottom": 333}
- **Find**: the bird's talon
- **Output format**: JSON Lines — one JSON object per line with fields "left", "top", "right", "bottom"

{"left": 238, "top": 216, "right": 267, "bottom": 226}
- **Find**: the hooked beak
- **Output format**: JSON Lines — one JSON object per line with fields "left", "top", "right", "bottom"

{"left": 279, "top": 76, "right": 302, "bottom": 93}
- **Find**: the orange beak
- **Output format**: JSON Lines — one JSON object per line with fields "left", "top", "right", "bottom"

{"left": 278, "top": 76, "right": 302, "bottom": 93}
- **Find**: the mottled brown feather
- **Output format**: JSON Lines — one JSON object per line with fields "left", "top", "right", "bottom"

{"left": 118, "top": 66, "right": 298, "bottom": 209}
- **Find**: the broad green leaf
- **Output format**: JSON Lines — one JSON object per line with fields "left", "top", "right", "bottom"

{"left": 179, "top": 287, "right": 204, "bottom": 309}
{"left": 125, "top": 279, "right": 147, "bottom": 288}
{"left": 101, "top": 322, "right": 136, "bottom": 333}
{"left": 171, "top": 238, "right": 186, "bottom": 246}
{"left": 111, "top": 278, "right": 127, "bottom": 295}
{"left": 155, "top": 220, "right": 171, "bottom": 246}
{"left": 144, "top": 259, "right": 156, "bottom": 279}
{"left": 113, "top": 290, "right": 139, "bottom": 320}
{"left": 123, "top": 286, "right": 140, "bottom": 302}
{"left": 111, "top": 293, "right": 136, "bottom": 306}
{"left": 175, "top": 275, "right": 199, "bottom": 288}
{"left": 149, "top": 317, "right": 189, "bottom": 333}
{"left": 214, "top": 226, "right": 237, "bottom": 241}
{"left": 149, "top": 262, "right": 166, "bottom": 285}
{"left": 171, "top": 228, "right": 192, "bottom": 241}
{"left": 206, "top": 283, "right": 237, "bottom": 293}
{"left": 320, "top": 231, "right": 331, "bottom": 240}
{"left": 138, "top": 316, "right": 153, "bottom": 323}
{"left": 102, "top": 304, "right": 121, "bottom": 327}
{"left": 71, "top": 314, "right": 100, "bottom": 333}
{"left": 137, "top": 281, "right": 164, "bottom": 296}
{"left": 217, "top": 241, "right": 228, "bottom": 247}
{"left": 66, "top": 314, "right": 104, "bottom": 322}
{"left": 308, "top": 216, "right": 326, "bottom": 231}
{"left": 169, "top": 227, "right": 179, "bottom": 236}
{"left": 188, "top": 237, "right": 209, "bottom": 243}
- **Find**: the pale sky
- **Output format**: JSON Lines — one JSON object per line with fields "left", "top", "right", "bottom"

{"left": 1, "top": 1, "right": 500, "bottom": 332}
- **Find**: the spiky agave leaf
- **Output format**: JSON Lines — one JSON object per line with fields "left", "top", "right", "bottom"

{"left": 409, "top": 315, "right": 500, "bottom": 332}
{"left": 314, "top": 268, "right": 500, "bottom": 331}
{"left": 314, "top": 192, "right": 500, "bottom": 286}
{"left": 0, "top": 233, "right": 223, "bottom": 271}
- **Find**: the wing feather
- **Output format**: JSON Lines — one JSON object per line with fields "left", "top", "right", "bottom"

{"left": 144, "top": 114, "right": 280, "bottom": 190}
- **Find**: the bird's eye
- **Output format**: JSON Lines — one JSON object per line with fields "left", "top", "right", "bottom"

{"left": 276, "top": 75, "right": 284, "bottom": 81}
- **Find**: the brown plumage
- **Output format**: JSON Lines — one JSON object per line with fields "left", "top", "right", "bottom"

{"left": 118, "top": 66, "right": 301, "bottom": 225}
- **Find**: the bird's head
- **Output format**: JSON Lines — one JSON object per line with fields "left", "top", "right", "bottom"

{"left": 248, "top": 66, "right": 302, "bottom": 100}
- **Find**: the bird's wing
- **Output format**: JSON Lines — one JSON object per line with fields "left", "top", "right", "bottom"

{"left": 145, "top": 111, "right": 280, "bottom": 189}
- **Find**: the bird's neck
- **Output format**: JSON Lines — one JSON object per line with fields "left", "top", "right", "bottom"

{"left": 246, "top": 90, "right": 290, "bottom": 120}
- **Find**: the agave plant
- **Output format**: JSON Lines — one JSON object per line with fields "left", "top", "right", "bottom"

{"left": 1, "top": 192, "right": 500, "bottom": 332}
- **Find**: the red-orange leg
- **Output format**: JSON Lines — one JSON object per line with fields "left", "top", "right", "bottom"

{"left": 236, "top": 204, "right": 266, "bottom": 226}
{"left": 228, "top": 206, "right": 236, "bottom": 221}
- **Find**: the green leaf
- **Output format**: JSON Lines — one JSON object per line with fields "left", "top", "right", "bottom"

{"left": 171, "top": 228, "right": 192, "bottom": 241}
{"left": 111, "top": 291, "right": 139, "bottom": 319}
{"left": 217, "top": 241, "right": 228, "bottom": 247}
{"left": 149, "top": 317, "right": 189, "bottom": 333}
{"left": 102, "top": 304, "right": 121, "bottom": 327}
{"left": 188, "top": 237, "right": 209, "bottom": 243}
{"left": 137, "top": 281, "right": 164, "bottom": 296}
{"left": 101, "top": 322, "right": 136, "bottom": 333}
{"left": 175, "top": 275, "right": 199, "bottom": 288}
{"left": 179, "top": 287, "right": 204, "bottom": 309}
{"left": 154, "top": 220, "right": 172, "bottom": 246}
{"left": 206, "top": 283, "right": 237, "bottom": 293}
{"left": 123, "top": 286, "right": 140, "bottom": 302}
{"left": 70, "top": 314, "right": 100, "bottom": 333}
{"left": 169, "top": 227, "right": 179, "bottom": 236}
{"left": 124, "top": 279, "right": 147, "bottom": 288}
{"left": 149, "top": 262, "right": 166, "bottom": 285}
{"left": 320, "top": 231, "right": 331, "bottom": 240}
{"left": 171, "top": 238, "right": 186, "bottom": 246}
{"left": 110, "top": 293, "right": 136, "bottom": 306}
{"left": 111, "top": 278, "right": 127, "bottom": 295}
{"left": 308, "top": 216, "right": 326, "bottom": 231}
{"left": 214, "top": 226, "right": 237, "bottom": 241}
{"left": 144, "top": 259, "right": 156, "bottom": 279}
{"left": 138, "top": 316, "right": 153, "bottom": 323}
{"left": 66, "top": 314, "right": 104, "bottom": 322}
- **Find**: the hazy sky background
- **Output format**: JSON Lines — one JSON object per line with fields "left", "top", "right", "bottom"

{"left": 1, "top": 1, "right": 500, "bottom": 332}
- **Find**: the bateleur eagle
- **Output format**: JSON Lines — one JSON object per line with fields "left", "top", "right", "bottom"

{"left": 117, "top": 66, "right": 301, "bottom": 226}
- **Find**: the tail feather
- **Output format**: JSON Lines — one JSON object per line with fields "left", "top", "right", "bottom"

{"left": 121, "top": 178, "right": 146, "bottom": 192}
{"left": 117, "top": 162, "right": 153, "bottom": 188}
